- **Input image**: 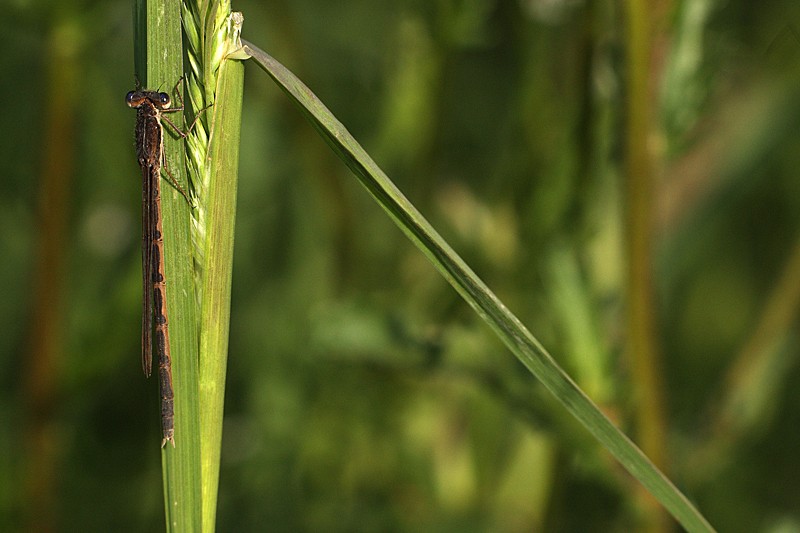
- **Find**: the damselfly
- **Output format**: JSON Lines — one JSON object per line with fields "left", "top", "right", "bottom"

{"left": 126, "top": 77, "right": 204, "bottom": 447}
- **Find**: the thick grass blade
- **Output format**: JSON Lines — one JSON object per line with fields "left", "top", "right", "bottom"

{"left": 240, "top": 40, "right": 716, "bottom": 533}
{"left": 132, "top": 0, "right": 202, "bottom": 531}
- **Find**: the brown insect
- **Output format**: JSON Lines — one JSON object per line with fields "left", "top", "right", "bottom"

{"left": 126, "top": 77, "right": 204, "bottom": 447}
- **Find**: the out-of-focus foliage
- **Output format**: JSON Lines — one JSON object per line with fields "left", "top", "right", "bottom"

{"left": 2, "top": 0, "right": 800, "bottom": 531}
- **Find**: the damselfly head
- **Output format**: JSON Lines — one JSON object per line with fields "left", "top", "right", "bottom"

{"left": 126, "top": 90, "right": 173, "bottom": 110}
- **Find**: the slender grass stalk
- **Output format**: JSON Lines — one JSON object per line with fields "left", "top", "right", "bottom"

{"left": 132, "top": 0, "right": 202, "bottom": 531}
{"left": 241, "top": 41, "right": 716, "bottom": 533}
{"left": 622, "top": 2, "right": 669, "bottom": 529}
{"left": 182, "top": 3, "right": 245, "bottom": 531}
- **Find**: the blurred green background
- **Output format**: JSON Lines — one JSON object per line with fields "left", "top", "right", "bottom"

{"left": 3, "top": 0, "right": 800, "bottom": 531}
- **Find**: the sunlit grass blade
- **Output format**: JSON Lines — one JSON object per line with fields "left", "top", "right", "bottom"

{"left": 182, "top": 3, "right": 245, "bottom": 531}
{"left": 240, "top": 40, "right": 716, "bottom": 533}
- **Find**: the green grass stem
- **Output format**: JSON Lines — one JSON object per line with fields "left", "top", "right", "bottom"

{"left": 132, "top": 0, "right": 202, "bottom": 531}
{"left": 182, "top": 3, "right": 245, "bottom": 531}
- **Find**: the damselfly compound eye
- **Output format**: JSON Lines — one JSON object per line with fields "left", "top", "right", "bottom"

{"left": 159, "top": 93, "right": 171, "bottom": 106}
